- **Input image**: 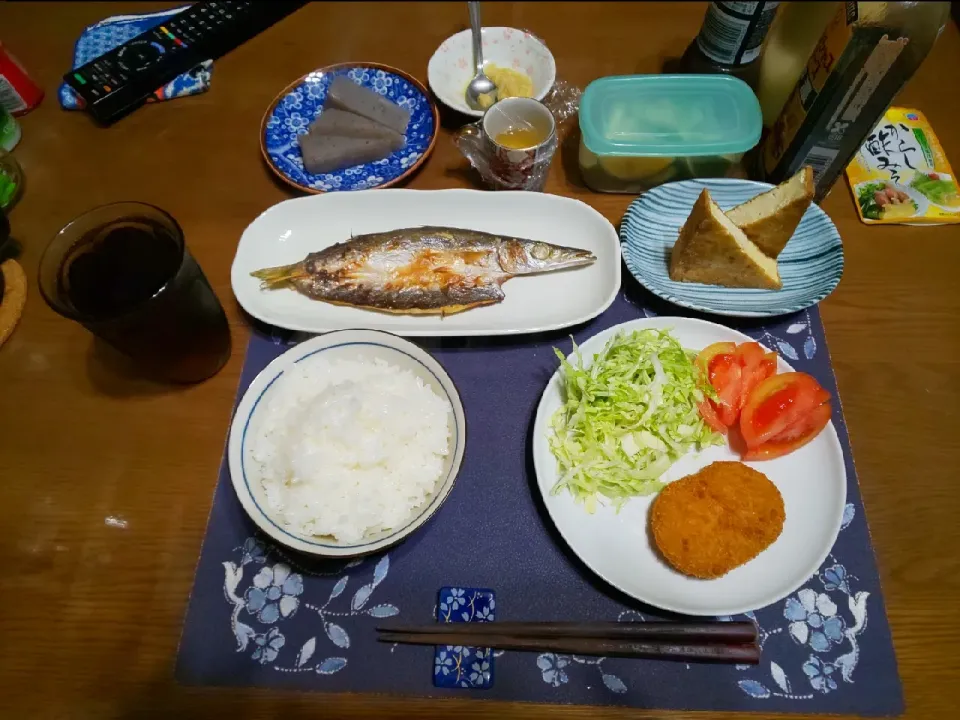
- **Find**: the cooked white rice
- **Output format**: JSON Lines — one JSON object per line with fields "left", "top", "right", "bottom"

{"left": 250, "top": 354, "right": 452, "bottom": 543}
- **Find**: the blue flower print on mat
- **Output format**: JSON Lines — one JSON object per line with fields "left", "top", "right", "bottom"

{"left": 750, "top": 308, "right": 819, "bottom": 362}
{"left": 727, "top": 505, "right": 873, "bottom": 704}
{"left": 240, "top": 537, "right": 266, "bottom": 566}
{"left": 263, "top": 65, "right": 436, "bottom": 192}
{"left": 244, "top": 564, "right": 303, "bottom": 624}
{"left": 538, "top": 653, "right": 570, "bottom": 687}
{"left": 803, "top": 656, "right": 838, "bottom": 694}
{"left": 820, "top": 564, "right": 851, "bottom": 594}
{"left": 785, "top": 589, "right": 846, "bottom": 652}
{"left": 222, "top": 539, "right": 398, "bottom": 676}
{"left": 252, "top": 628, "right": 285, "bottom": 665}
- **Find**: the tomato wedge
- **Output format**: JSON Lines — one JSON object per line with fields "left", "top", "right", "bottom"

{"left": 740, "top": 372, "right": 831, "bottom": 455}
{"left": 695, "top": 342, "right": 741, "bottom": 429}
{"left": 697, "top": 396, "right": 728, "bottom": 434}
{"left": 736, "top": 342, "right": 778, "bottom": 401}
{"left": 696, "top": 342, "right": 777, "bottom": 431}
{"left": 743, "top": 402, "right": 832, "bottom": 460}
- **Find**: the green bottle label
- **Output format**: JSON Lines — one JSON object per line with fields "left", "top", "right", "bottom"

{"left": 1, "top": 107, "right": 20, "bottom": 151}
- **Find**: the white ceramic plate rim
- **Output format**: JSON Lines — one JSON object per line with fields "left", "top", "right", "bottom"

{"left": 231, "top": 189, "right": 621, "bottom": 336}
{"left": 532, "top": 316, "right": 847, "bottom": 616}
{"left": 228, "top": 329, "right": 466, "bottom": 557}
{"left": 427, "top": 27, "right": 556, "bottom": 118}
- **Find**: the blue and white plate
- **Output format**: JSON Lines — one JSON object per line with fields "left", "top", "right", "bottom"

{"left": 620, "top": 179, "right": 844, "bottom": 317}
{"left": 260, "top": 63, "right": 438, "bottom": 194}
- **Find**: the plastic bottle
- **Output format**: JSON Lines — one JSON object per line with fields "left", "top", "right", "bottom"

{"left": 681, "top": 2, "right": 782, "bottom": 90}
{"left": 757, "top": 1, "right": 951, "bottom": 201}
{"left": 756, "top": 2, "right": 840, "bottom": 128}
{"left": 0, "top": 107, "right": 19, "bottom": 151}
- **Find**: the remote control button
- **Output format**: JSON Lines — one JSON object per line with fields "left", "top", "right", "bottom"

{"left": 72, "top": 73, "right": 87, "bottom": 85}
{"left": 117, "top": 41, "right": 163, "bottom": 71}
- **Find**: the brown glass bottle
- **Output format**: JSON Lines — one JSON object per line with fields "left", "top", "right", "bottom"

{"left": 681, "top": 2, "right": 782, "bottom": 90}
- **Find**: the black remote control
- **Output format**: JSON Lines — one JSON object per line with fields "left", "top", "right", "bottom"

{"left": 63, "top": 1, "right": 307, "bottom": 125}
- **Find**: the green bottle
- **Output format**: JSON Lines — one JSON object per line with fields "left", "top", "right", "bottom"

{"left": 0, "top": 106, "right": 20, "bottom": 151}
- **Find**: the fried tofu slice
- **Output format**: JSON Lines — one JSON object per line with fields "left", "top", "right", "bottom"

{"left": 725, "top": 166, "right": 814, "bottom": 258}
{"left": 651, "top": 461, "right": 785, "bottom": 579}
{"left": 669, "top": 189, "right": 782, "bottom": 290}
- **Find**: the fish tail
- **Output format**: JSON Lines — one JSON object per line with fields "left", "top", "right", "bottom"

{"left": 250, "top": 262, "right": 309, "bottom": 289}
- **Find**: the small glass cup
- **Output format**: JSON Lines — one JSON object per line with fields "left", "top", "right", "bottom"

{"left": 39, "top": 202, "right": 231, "bottom": 383}
{"left": 455, "top": 96, "right": 558, "bottom": 191}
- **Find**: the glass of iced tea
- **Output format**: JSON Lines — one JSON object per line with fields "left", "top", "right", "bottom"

{"left": 39, "top": 202, "right": 231, "bottom": 383}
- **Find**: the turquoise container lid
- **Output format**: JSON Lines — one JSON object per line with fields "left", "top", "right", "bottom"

{"left": 579, "top": 75, "right": 762, "bottom": 157}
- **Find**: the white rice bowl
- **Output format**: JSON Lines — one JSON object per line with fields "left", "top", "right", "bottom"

{"left": 229, "top": 330, "right": 465, "bottom": 556}
{"left": 252, "top": 356, "right": 451, "bottom": 543}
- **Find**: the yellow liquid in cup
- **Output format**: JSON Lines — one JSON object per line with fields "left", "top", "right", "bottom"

{"left": 494, "top": 127, "right": 545, "bottom": 150}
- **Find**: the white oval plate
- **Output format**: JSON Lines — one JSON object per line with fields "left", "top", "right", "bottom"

{"left": 229, "top": 329, "right": 466, "bottom": 558}
{"left": 532, "top": 317, "right": 847, "bottom": 616}
{"left": 231, "top": 189, "right": 620, "bottom": 336}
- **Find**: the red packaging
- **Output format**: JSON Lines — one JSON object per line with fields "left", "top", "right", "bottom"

{"left": 0, "top": 42, "right": 44, "bottom": 116}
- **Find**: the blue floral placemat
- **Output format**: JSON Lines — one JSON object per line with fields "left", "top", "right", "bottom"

{"left": 176, "top": 280, "right": 903, "bottom": 716}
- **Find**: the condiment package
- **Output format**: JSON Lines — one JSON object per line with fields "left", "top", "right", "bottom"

{"left": 846, "top": 107, "right": 960, "bottom": 225}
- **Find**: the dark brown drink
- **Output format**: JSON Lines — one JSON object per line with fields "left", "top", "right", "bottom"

{"left": 40, "top": 202, "right": 231, "bottom": 383}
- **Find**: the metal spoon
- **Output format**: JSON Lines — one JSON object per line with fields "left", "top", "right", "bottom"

{"left": 465, "top": 1, "right": 496, "bottom": 111}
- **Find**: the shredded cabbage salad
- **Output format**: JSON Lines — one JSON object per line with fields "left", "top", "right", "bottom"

{"left": 548, "top": 328, "right": 721, "bottom": 512}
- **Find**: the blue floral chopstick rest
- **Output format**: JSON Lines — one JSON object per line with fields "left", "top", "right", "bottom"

{"left": 433, "top": 587, "right": 495, "bottom": 689}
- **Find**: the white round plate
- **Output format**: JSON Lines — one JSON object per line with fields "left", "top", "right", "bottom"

{"left": 427, "top": 27, "right": 555, "bottom": 117}
{"left": 229, "top": 329, "right": 466, "bottom": 558}
{"left": 532, "top": 317, "right": 847, "bottom": 616}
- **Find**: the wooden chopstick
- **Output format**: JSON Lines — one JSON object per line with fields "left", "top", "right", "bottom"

{"left": 376, "top": 621, "right": 760, "bottom": 664}
{"left": 377, "top": 631, "right": 759, "bottom": 664}
{"left": 379, "top": 621, "right": 756, "bottom": 645}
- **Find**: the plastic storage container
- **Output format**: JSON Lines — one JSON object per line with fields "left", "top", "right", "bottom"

{"left": 578, "top": 75, "right": 762, "bottom": 193}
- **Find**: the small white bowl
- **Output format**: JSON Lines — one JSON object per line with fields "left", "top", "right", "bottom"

{"left": 428, "top": 26, "right": 556, "bottom": 118}
{"left": 228, "top": 329, "right": 466, "bottom": 558}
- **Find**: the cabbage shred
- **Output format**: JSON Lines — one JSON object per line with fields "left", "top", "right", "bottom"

{"left": 548, "top": 329, "right": 721, "bottom": 512}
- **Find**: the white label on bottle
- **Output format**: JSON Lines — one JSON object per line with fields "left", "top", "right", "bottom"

{"left": 0, "top": 76, "right": 27, "bottom": 114}
{"left": 823, "top": 35, "right": 909, "bottom": 148}
{"left": 696, "top": 1, "right": 780, "bottom": 66}
{"left": 799, "top": 147, "right": 839, "bottom": 185}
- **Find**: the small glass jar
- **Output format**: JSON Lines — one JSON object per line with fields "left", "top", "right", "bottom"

{"left": 0, "top": 149, "right": 23, "bottom": 211}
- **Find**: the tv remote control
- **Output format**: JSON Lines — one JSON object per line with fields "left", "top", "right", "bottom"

{"left": 63, "top": 1, "right": 307, "bottom": 125}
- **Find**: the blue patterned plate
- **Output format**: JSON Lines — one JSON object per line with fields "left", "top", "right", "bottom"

{"left": 620, "top": 179, "right": 844, "bottom": 317}
{"left": 260, "top": 63, "right": 438, "bottom": 193}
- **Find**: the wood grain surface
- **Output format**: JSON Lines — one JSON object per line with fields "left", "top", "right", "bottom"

{"left": 1, "top": 2, "right": 958, "bottom": 718}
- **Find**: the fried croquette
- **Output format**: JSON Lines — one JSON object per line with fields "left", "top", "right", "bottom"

{"left": 650, "top": 461, "right": 785, "bottom": 579}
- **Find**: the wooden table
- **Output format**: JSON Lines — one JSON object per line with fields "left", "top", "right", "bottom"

{"left": 1, "top": 2, "right": 958, "bottom": 718}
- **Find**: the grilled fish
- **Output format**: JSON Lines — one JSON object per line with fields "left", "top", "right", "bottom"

{"left": 251, "top": 226, "right": 596, "bottom": 315}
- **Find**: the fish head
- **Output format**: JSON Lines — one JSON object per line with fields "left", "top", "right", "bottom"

{"left": 498, "top": 240, "right": 596, "bottom": 275}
